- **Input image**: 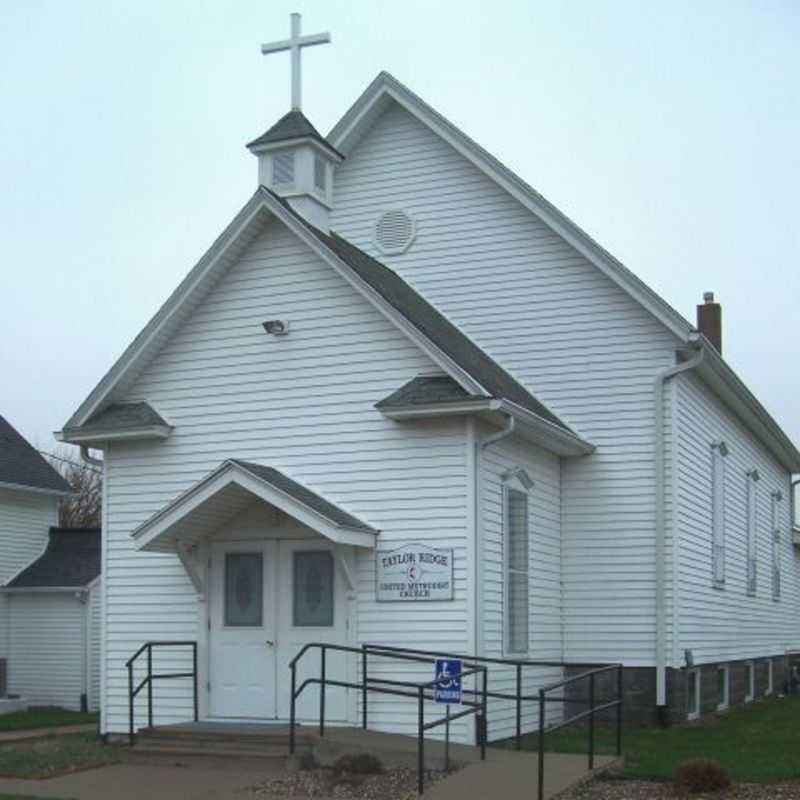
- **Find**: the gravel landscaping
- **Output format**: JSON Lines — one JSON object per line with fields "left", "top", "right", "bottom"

{"left": 253, "top": 766, "right": 452, "bottom": 799}
{"left": 560, "top": 777, "right": 800, "bottom": 799}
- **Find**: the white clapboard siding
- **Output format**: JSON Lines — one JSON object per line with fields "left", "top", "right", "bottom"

{"left": 0, "top": 489, "right": 58, "bottom": 659}
{"left": 674, "top": 371, "right": 799, "bottom": 664}
{"left": 7, "top": 593, "right": 86, "bottom": 710}
{"left": 101, "top": 220, "right": 470, "bottom": 735}
{"left": 480, "top": 433, "right": 563, "bottom": 741}
{"left": 88, "top": 580, "right": 102, "bottom": 712}
{"left": 331, "top": 102, "right": 680, "bottom": 664}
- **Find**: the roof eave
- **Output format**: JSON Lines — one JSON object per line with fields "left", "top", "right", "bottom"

{"left": 0, "top": 480, "right": 72, "bottom": 498}
{"left": 0, "top": 585, "right": 90, "bottom": 593}
{"left": 57, "top": 424, "right": 173, "bottom": 446}
{"left": 247, "top": 136, "right": 345, "bottom": 163}
{"left": 499, "top": 400, "right": 595, "bottom": 457}
{"left": 377, "top": 399, "right": 500, "bottom": 419}
{"left": 328, "top": 72, "right": 694, "bottom": 344}
{"left": 694, "top": 338, "right": 800, "bottom": 473}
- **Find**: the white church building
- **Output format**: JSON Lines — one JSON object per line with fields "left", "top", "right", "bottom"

{"left": 59, "top": 17, "right": 800, "bottom": 741}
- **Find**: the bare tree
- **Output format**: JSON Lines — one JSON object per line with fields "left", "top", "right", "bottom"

{"left": 44, "top": 446, "right": 102, "bottom": 528}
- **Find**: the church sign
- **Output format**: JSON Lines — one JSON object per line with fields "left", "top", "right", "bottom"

{"left": 376, "top": 543, "right": 453, "bottom": 602}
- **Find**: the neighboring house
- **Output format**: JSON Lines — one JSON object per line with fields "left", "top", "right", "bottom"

{"left": 0, "top": 415, "right": 101, "bottom": 712}
{"left": 0, "top": 415, "right": 71, "bottom": 684}
{"left": 2, "top": 528, "right": 101, "bottom": 711}
{"left": 59, "top": 69, "right": 800, "bottom": 741}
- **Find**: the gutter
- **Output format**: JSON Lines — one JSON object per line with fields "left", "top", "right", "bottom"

{"left": 654, "top": 344, "right": 704, "bottom": 708}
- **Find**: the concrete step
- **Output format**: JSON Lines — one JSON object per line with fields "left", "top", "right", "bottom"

{"left": 128, "top": 747, "right": 294, "bottom": 772}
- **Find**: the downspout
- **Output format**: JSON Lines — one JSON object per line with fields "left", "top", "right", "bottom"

{"left": 474, "top": 414, "right": 516, "bottom": 655}
{"left": 80, "top": 445, "right": 103, "bottom": 469}
{"left": 655, "top": 344, "right": 704, "bottom": 710}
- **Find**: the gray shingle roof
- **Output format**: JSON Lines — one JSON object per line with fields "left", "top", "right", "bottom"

{"left": 230, "top": 460, "right": 377, "bottom": 533}
{"left": 376, "top": 376, "right": 489, "bottom": 409}
{"left": 0, "top": 415, "right": 70, "bottom": 494}
{"left": 67, "top": 402, "right": 169, "bottom": 435}
{"left": 247, "top": 110, "right": 343, "bottom": 158}
{"left": 6, "top": 528, "right": 100, "bottom": 588}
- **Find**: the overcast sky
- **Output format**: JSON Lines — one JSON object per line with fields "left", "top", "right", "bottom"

{"left": 1, "top": 0, "right": 798, "bottom": 459}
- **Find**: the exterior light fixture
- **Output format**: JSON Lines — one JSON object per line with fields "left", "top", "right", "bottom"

{"left": 262, "top": 320, "right": 290, "bottom": 336}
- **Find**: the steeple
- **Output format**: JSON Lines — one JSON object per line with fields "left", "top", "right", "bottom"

{"left": 249, "top": 13, "right": 342, "bottom": 231}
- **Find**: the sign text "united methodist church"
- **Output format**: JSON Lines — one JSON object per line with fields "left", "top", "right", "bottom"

{"left": 376, "top": 542, "right": 454, "bottom": 602}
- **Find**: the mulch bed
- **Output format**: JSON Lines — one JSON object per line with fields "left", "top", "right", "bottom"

{"left": 253, "top": 766, "right": 451, "bottom": 799}
{"left": 561, "top": 777, "right": 800, "bottom": 799}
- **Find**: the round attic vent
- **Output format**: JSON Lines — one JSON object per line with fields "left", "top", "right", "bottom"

{"left": 374, "top": 210, "right": 416, "bottom": 255}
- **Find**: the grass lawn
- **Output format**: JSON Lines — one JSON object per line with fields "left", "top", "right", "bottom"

{"left": 0, "top": 734, "right": 118, "bottom": 779}
{"left": 510, "top": 695, "right": 800, "bottom": 784}
{"left": 0, "top": 709, "right": 98, "bottom": 733}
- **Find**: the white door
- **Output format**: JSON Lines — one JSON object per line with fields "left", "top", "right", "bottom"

{"left": 276, "top": 540, "right": 351, "bottom": 723}
{"left": 209, "top": 541, "right": 278, "bottom": 718}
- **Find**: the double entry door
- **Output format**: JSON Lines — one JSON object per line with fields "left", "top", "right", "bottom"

{"left": 208, "top": 539, "right": 347, "bottom": 720}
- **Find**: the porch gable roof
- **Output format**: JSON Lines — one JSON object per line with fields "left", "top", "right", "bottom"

{"left": 132, "top": 459, "right": 379, "bottom": 552}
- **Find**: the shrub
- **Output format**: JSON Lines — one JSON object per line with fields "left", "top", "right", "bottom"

{"left": 674, "top": 759, "right": 731, "bottom": 793}
{"left": 331, "top": 752, "right": 385, "bottom": 776}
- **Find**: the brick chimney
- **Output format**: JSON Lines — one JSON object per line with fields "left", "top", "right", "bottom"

{"left": 697, "top": 292, "right": 722, "bottom": 354}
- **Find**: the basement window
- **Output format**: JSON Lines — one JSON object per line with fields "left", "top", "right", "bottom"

{"left": 687, "top": 668, "right": 700, "bottom": 720}
{"left": 766, "top": 659, "right": 774, "bottom": 696}
{"left": 716, "top": 665, "right": 729, "bottom": 711}
{"left": 745, "top": 661, "right": 755, "bottom": 702}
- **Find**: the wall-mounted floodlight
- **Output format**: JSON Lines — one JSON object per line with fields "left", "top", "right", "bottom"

{"left": 262, "top": 320, "right": 290, "bottom": 336}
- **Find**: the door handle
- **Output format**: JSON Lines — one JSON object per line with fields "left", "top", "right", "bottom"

{"left": 265, "top": 640, "right": 275, "bottom": 647}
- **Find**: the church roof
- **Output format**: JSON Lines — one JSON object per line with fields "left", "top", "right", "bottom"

{"left": 247, "top": 109, "right": 343, "bottom": 158}
{"left": 0, "top": 415, "right": 71, "bottom": 495}
{"left": 376, "top": 376, "right": 487, "bottom": 409}
{"left": 5, "top": 528, "right": 101, "bottom": 589}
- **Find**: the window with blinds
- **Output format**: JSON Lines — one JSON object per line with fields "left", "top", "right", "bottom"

{"left": 711, "top": 443, "right": 727, "bottom": 587}
{"left": 772, "top": 491, "right": 782, "bottom": 600}
{"left": 505, "top": 486, "right": 529, "bottom": 656}
{"left": 746, "top": 470, "right": 759, "bottom": 596}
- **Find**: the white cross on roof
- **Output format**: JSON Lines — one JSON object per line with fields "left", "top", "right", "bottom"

{"left": 261, "top": 13, "right": 331, "bottom": 112}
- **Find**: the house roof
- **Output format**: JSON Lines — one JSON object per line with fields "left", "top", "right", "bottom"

{"left": 247, "top": 109, "right": 343, "bottom": 158}
{"left": 376, "top": 376, "right": 487, "bottom": 409}
{"left": 63, "top": 402, "right": 169, "bottom": 437}
{"left": 5, "top": 528, "right": 100, "bottom": 589}
{"left": 0, "top": 415, "right": 71, "bottom": 495}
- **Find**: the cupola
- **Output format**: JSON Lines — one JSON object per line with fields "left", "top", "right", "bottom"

{"left": 249, "top": 13, "right": 342, "bottom": 232}
{"left": 247, "top": 110, "right": 343, "bottom": 232}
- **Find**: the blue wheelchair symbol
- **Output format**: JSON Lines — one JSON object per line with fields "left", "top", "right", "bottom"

{"left": 434, "top": 658, "right": 463, "bottom": 704}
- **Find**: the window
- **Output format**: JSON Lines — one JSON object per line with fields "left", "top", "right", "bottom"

{"left": 711, "top": 443, "right": 728, "bottom": 587}
{"left": 772, "top": 491, "right": 783, "bottom": 600}
{"left": 272, "top": 151, "right": 294, "bottom": 186}
{"left": 504, "top": 486, "right": 530, "bottom": 656}
{"left": 716, "top": 665, "right": 729, "bottom": 710}
{"left": 746, "top": 471, "right": 759, "bottom": 595}
{"left": 687, "top": 668, "right": 700, "bottom": 720}
{"left": 766, "top": 659, "right": 774, "bottom": 696}
{"left": 745, "top": 661, "right": 755, "bottom": 702}
{"left": 314, "top": 154, "right": 326, "bottom": 192}
{"left": 224, "top": 553, "right": 263, "bottom": 627}
{"left": 293, "top": 551, "right": 334, "bottom": 627}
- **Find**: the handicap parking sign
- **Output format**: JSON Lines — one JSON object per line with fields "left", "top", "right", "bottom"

{"left": 434, "top": 658, "right": 463, "bottom": 704}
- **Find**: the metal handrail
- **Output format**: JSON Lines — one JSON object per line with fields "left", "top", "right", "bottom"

{"left": 364, "top": 643, "right": 610, "bottom": 750}
{"left": 126, "top": 640, "right": 198, "bottom": 746}
{"left": 536, "top": 663, "right": 624, "bottom": 800}
{"left": 289, "top": 641, "right": 488, "bottom": 795}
